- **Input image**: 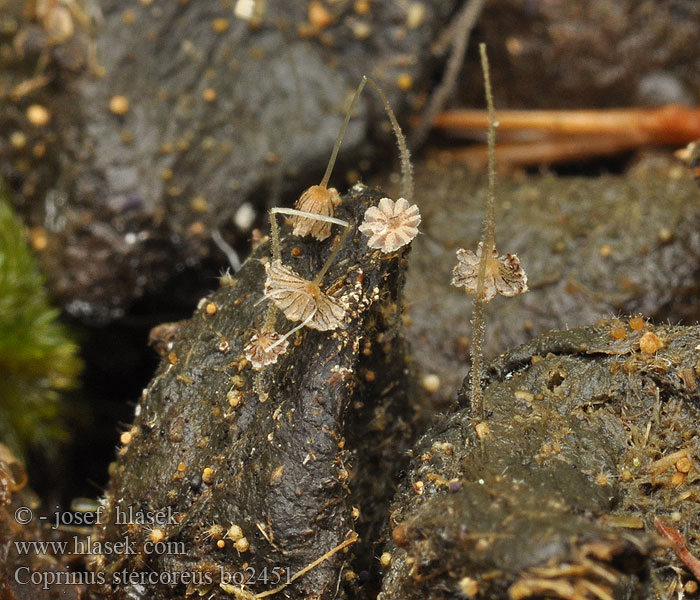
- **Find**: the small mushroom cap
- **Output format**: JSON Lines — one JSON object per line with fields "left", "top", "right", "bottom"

{"left": 358, "top": 197, "right": 421, "bottom": 253}
{"left": 244, "top": 331, "right": 289, "bottom": 370}
{"left": 451, "top": 243, "right": 528, "bottom": 300}
{"left": 291, "top": 185, "right": 342, "bottom": 241}
{"left": 264, "top": 260, "right": 346, "bottom": 331}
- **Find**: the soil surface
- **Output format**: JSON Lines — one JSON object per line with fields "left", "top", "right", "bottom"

{"left": 380, "top": 322, "right": 700, "bottom": 599}
{"left": 375, "top": 158, "right": 700, "bottom": 406}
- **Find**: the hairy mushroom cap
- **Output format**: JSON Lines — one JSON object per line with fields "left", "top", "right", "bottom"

{"left": 291, "top": 185, "right": 342, "bottom": 241}
{"left": 358, "top": 197, "right": 421, "bottom": 253}
{"left": 264, "top": 260, "right": 346, "bottom": 331}
{"left": 451, "top": 242, "right": 528, "bottom": 301}
{"left": 244, "top": 331, "right": 289, "bottom": 370}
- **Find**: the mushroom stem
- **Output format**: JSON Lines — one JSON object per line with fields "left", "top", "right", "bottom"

{"left": 320, "top": 77, "right": 367, "bottom": 189}
{"left": 270, "top": 207, "right": 348, "bottom": 228}
{"left": 365, "top": 76, "right": 414, "bottom": 203}
{"left": 313, "top": 224, "right": 351, "bottom": 286}
{"left": 470, "top": 43, "right": 497, "bottom": 423}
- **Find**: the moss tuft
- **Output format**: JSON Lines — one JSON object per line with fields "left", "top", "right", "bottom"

{"left": 0, "top": 197, "right": 82, "bottom": 456}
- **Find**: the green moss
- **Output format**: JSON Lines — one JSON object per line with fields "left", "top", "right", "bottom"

{"left": 0, "top": 197, "right": 82, "bottom": 456}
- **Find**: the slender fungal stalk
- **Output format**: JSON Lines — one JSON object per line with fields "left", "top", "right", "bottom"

{"left": 212, "top": 229, "right": 242, "bottom": 271}
{"left": 267, "top": 310, "right": 316, "bottom": 352}
{"left": 481, "top": 44, "right": 497, "bottom": 256}
{"left": 365, "top": 77, "right": 414, "bottom": 203}
{"left": 470, "top": 43, "right": 497, "bottom": 422}
{"left": 470, "top": 288, "right": 486, "bottom": 420}
{"left": 268, "top": 207, "right": 350, "bottom": 286}
{"left": 264, "top": 212, "right": 284, "bottom": 332}
{"left": 253, "top": 534, "right": 358, "bottom": 598}
{"left": 320, "top": 78, "right": 367, "bottom": 189}
{"left": 312, "top": 224, "right": 351, "bottom": 285}
{"left": 270, "top": 207, "right": 348, "bottom": 228}
{"left": 270, "top": 211, "right": 281, "bottom": 263}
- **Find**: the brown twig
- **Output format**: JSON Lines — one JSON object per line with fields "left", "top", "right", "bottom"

{"left": 219, "top": 533, "right": 358, "bottom": 599}
{"left": 431, "top": 105, "right": 700, "bottom": 145}
{"left": 408, "top": 0, "right": 485, "bottom": 150}
{"left": 429, "top": 104, "right": 700, "bottom": 168}
{"left": 254, "top": 533, "right": 358, "bottom": 598}
{"left": 654, "top": 518, "right": 700, "bottom": 581}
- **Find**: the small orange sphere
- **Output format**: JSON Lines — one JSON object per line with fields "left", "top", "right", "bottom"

{"left": 109, "top": 95, "right": 130, "bottom": 115}
{"left": 639, "top": 331, "right": 663, "bottom": 355}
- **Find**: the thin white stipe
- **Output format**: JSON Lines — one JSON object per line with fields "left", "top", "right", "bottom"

{"left": 212, "top": 229, "right": 242, "bottom": 271}
{"left": 267, "top": 311, "right": 317, "bottom": 352}
{"left": 270, "top": 207, "right": 349, "bottom": 228}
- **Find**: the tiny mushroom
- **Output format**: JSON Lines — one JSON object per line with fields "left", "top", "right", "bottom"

{"left": 451, "top": 242, "right": 528, "bottom": 301}
{"left": 244, "top": 331, "right": 289, "bottom": 370}
{"left": 358, "top": 197, "right": 421, "bottom": 253}
{"left": 264, "top": 260, "right": 346, "bottom": 331}
{"left": 291, "top": 185, "right": 342, "bottom": 241}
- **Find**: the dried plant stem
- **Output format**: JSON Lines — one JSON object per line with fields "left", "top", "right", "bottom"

{"left": 470, "top": 43, "right": 497, "bottom": 422}
{"left": 654, "top": 518, "right": 700, "bottom": 581}
{"left": 430, "top": 105, "right": 700, "bottom": 144}
{"left": 409, "top": 0, "right": 485, "bottom": 149}
{"left": 365, "top": 77, "right": 414, "bottom": 203}
{"left": 429, "top": 104, "right": 700, "bottom": 169}
{"left": 250, "top": 533, "right": 358, "bottom": 598}
{"left": 320, "top": 78, "right": 367, "bottom": 189}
